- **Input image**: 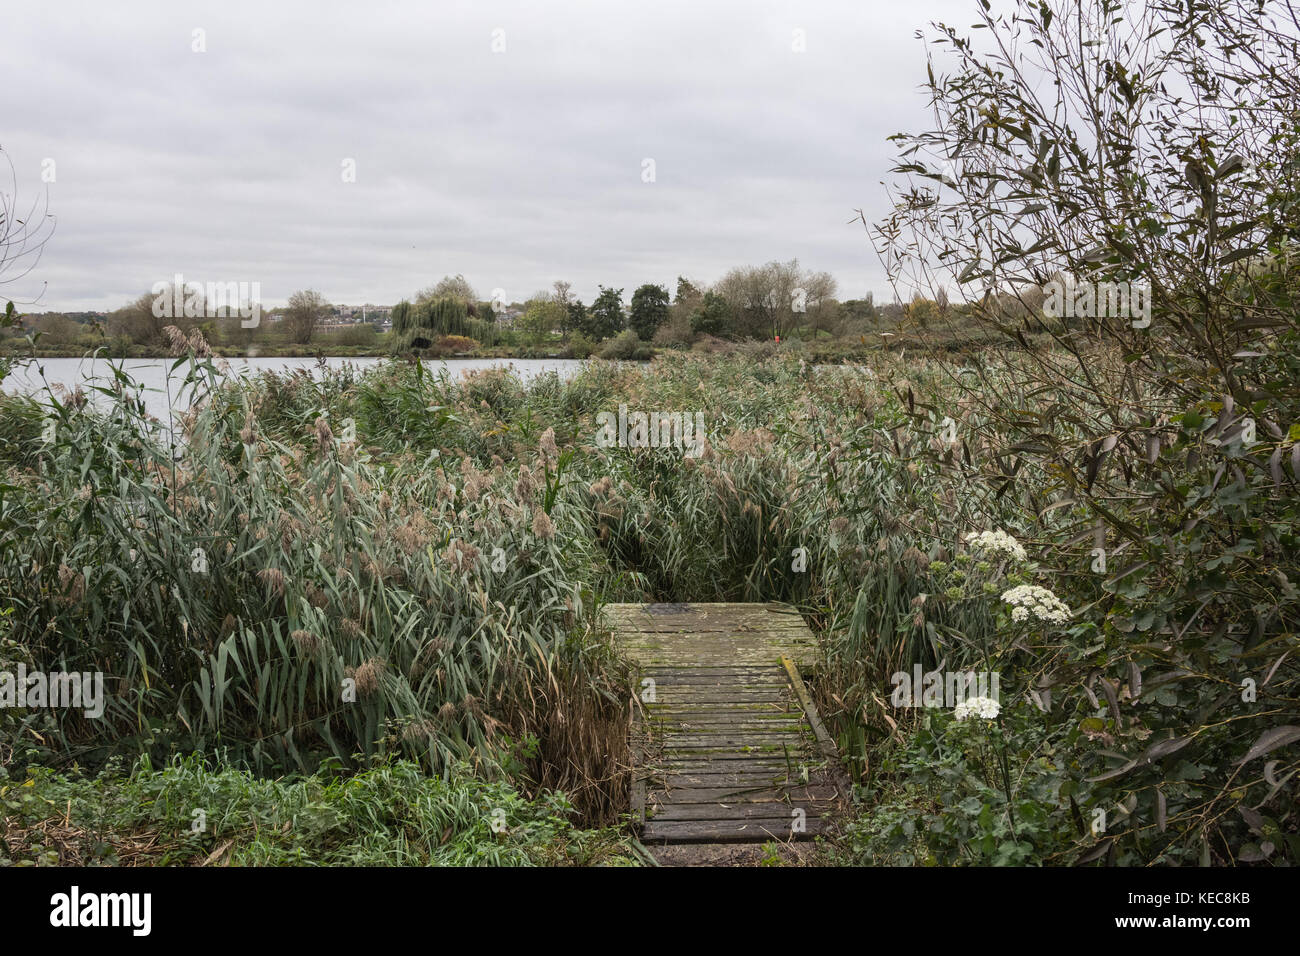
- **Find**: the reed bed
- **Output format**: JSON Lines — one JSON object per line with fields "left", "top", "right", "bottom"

{"left": 2, "top": 342, "right": 1295, "bottom": 865}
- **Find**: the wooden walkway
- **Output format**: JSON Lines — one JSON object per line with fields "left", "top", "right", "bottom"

{"left": 604, "top": 602, "right": 845, "bottom": 845}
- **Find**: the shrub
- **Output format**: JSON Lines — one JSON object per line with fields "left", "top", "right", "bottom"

{"left": 598, "top": 329, "right": 642, "bottom": 360}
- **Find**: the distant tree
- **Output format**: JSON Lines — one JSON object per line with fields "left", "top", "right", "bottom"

{"left": 390, "top": 300, "right": 415, "bottom": 334}
{"left": 109, "top": 285, "right": 199, "bottom": 349}
{"left": 416, "top": 274, "right": 477, "bottom": 305}
{"left": 839, "top": 295, "right": 879, "bottom": 331}
{"left": 392, "top": 297, "right": 494, "bottom": 351}
{"left": 655, "top": 276, "right": 705, "bottom": 345}
{"left": 31, "top": 313, "right": 82, "bottom": 346}
{"left": 674, "top": 276, "right": 703, "bottom": 305}
{"left": 715, "top": 260, "right": 836, "bottom": 339}
{"left": 566, "top": 298, "right": 588, "bottom": 337}
{"left": 878, "top": 301, "right": 905, "bottom": 325}
{"left": 905, "top": 291, "right": 938, "bottom": 328}
{"left": 215, "top": 313, "right": 258, "bottom": 349}
{"left": 715, "top": 263, "right": 785, "bottom": 338}
{"left": 795, "top": 269, "right": 838, "bottom": 333}
{"left": 689, "top": 290, "right": 732, "bottom": 337}
{"left": 598, "top": 328, "right": 643, "bottom": 360}
{"left": 519, "top": 297, "right": 566, "bottom": 343}
{"left": 551, "top": 280, "right": 574, "bottom": 333}
{"left": 285, "top": 289, "right": 330, "bottom": 345}
{"left": 587, "top": 286, "right": 625, "bottom": 340}
{"left": 628, "top": 283, "right": 670, "bottom": 340}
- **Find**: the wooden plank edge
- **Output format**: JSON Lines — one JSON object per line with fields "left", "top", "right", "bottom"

{"left": 780, "top": 655, "right": 853, "bottom": 804}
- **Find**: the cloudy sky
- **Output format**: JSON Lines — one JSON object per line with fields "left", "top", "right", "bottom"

{"left": 3, "top": 0, "right": 972, "bottom": 312}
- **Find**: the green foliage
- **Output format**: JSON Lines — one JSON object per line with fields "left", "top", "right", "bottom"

{"left": 518, "top": 298, "right": 566, "bottom": 344}
{"left": 597, "top": 329, "right": 647, "bottom": 361}
{"left": 0, "top": 354, "right": 627, "bottom": 821}
{"left": 628, "top": 284, "right": 670, "bottom": 340}
{"left": 4, "top": 342, "right": 1295, "bottom": 865}
{"left": 321, "top": 322, "right": 378, "bottom": 349}
{"left": 871, "top": 0, "right": 1300, "bottom": 866}
{"left": 689, "top": 290, "right": 732, "bottom": 337}
{"left": 586, "top": 286, "right": 625, "bottom": 341}
{"left": 563, "top": 331, "right": 596, "bottom": 359}
{"left": 837, "top": 707, "right": 1081, "bottom": 866}
{"left": 0, "top": 756, "right": 636, "bottom": 866}
{"left": 566, "top": 299, "right": 588, "bottom": 337}
{"left": 391, "top": 297, "right": 498, "bottom": 351}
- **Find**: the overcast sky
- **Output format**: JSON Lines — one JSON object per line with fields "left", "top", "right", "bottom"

{"left": 2, "top": 0, "right": 972, "bottom": 312}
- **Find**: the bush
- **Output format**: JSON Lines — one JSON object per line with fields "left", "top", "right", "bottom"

{"left": 323, "top": 323, "right": 379, "bottom": 348}
{"left": 434, "top": 334, "right": 479, "bottom": 355}
{"left": 562, "top": 332, "right": 596, "bottom": 359}
{"left": 651, "top": 311, "right": 694, "bottom": 348}
{"left": 598, "top": 329, "right": 642, "bottom": 360}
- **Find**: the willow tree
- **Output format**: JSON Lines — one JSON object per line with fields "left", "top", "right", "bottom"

{"left": 390, "top": 297, "right": 496, "bottom": 353}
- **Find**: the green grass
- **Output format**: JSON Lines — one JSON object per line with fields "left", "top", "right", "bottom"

{"left": 0, "top": 756, "right": 637, "bottom": 866}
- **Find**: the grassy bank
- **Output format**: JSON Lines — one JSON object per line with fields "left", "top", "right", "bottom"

{"left": 1, "top": 756, "right": 636, "bottom": 866}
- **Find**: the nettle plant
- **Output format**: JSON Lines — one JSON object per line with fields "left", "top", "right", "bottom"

{"left": 877, "top": 0, "right": 1300, "bottom": 863}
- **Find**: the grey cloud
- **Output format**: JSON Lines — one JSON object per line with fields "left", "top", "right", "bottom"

{"left": 2, "top": 0, "right": 972, "bottom": 311}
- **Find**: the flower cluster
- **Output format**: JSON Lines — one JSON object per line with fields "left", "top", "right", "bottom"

{"left": 953, "top": 695, "right": 1001, "bottom": 720}
{"left": 1000, "top": 584, "right": 1070, "bottom": 624}
{"left": 964, "top": 529, "right": 1027, "bottom": 562}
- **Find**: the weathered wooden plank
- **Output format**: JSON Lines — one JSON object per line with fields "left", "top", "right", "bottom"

{"left": 621, "top": 636, "right": 813, "bottom": 647}
{"left": 646, "top": 697, "right": 791, "bottom": 708}
{"left": 647, "top": 802, "right": 825, "bottom": 822}
{"left": 618, "top": 628, "right": 815, "bottom": 641}
{"left": 650, "top": 720, "right": 808, "bottom": 733}
{"left": 651, "top": 717, "right": 800, "bottom": 726}
{"left": 606, "top": 605, "right": 818, "bottom": 671}
{"left": 656, "top": 703, "right": 802, "bottom": 714}
{"left": 656, "top": 754, "right": 796, "bottom": 765}
{"left": 639, "top": 672, "right": 788, "bottom": 682}
{"left": 641, "top": 817, "right": 826, "bottom": 843}
{"left": 608, "top": 602, "right": 839, "bottom": 845}
{"left": 651, "top": 708, "right": 805, "bottom": 721}
{"left": 647, "top": 770, "right": 804, "bottom": 786}
{"left": 643, "top": 672, "right": 792, "bottom": 680}
{"left": 663, "top": 731, "right": 814, "bottom": 745}
{"left": 645, "top": 678, "right": 791, "bottom": 687}
{"left": 603, "top": 602, "right": 810, "bottom": 632}
{"left": 649, "top": 785, "right": 838, "bottom": 804}
{"left": 649, "top": 760, "right": 799, "bottom": 772}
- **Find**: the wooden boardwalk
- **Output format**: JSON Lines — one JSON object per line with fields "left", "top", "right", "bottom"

{"left": 604, "top": 602, "right": 845, "bottom": 845}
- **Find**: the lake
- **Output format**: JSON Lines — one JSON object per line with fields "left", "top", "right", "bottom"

{"left": 2, "top": 356, "right": 589, "bottom": 422}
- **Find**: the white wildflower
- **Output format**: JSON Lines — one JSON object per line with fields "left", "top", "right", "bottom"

{"left": 1001, "top": 584, "right": 1070, "bottom": 624}
{"left": 953, "top": 695, "right": 1001, "bottom": 721}
{"left": 964, "top": 529, "right": 1027, "bottom": 562}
